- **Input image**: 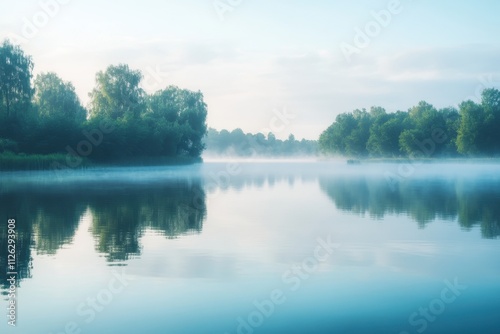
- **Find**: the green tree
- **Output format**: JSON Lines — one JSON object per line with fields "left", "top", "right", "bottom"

{"left": 146, "top": 86, "right": 207, "bottom": 157}
{"left": 0, "top": 40, "right": 33, "bottom": 117}
{"left": 367, "top": 111, "right": 407, "bottom": 157}
{"left": 88, "top": 64, "right": 144, "bottom": 121}
{"left": 0, "top": 40, "right": 34, "bottom": 145}
{"left": 441, "top": 107, "right": 460, "bottom": 155}
{"left": 319, "top": 109, "right": 371, "bottom": 157}
{"left": 456, "top": 100, "right": 484, "bottom": 155}
{"left": 173, "top": 88, "right": 208, "bottom": 157}
{"left": 34, "top": 72, "right": 86, "bottom": 123}
{"left": 479, "top": 88, "right": 500, "bottom": 154}
{"left": 399, "top": 101, "right": 447, "bottom": 156}
{"left": 345, "top": 109, "right": 371, "bottom": 157}
{"left": 319, "top": 113, "right": 356, "bottom": 155}
{"left": 27, "top": 73, "right": 86, "bottom": 153}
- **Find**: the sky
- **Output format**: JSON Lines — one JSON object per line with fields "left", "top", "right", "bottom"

{"left": 1, "top": 0, "right": 500, "bottom": 139}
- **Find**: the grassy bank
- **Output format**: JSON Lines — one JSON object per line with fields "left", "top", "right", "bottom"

{"left": 0, "top": 152, "right": 92, "bottom": 171}
{"left": 94, "top": 155, "right": 202, "bottom": 167}
{"left": 0, "top": 152, "right": 201, "bottom": 172}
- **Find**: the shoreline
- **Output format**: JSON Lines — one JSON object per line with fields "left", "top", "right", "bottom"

{"left": 2, "top": 153, "right": 500, "bottom": 172}
{"left": 0, "top": 153, "right": 202, "bottom": 172}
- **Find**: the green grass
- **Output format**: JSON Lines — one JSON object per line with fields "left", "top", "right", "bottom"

{"left": 0, "top": 152, "right": 201, "bottom": 171}
{"left": 94, "top": 155, "right": 202, "bottom": 167}
{"left": 0, "top": 152, "right": 92, "bottom": 171}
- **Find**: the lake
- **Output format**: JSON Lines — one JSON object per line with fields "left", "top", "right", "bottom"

{"left": 1, "top": 161, "right": 500, "bottom": 334}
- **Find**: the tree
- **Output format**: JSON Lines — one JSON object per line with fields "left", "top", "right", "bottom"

{"left": 142, "top": 86, "right": 208, "bottom": 157}
{"left": 0, "top": 40, "right": 34, "bottom": 144}
{"left": 345, "top": 109, "right": 371, "bottom": 157}
{"left": 319, "top": 113, "right": 356, "bottom": 155}
{"left": 319, "top": 109, "right": 371, "bottom": 157}
{"left": 479, "top": 88, "right": 500, "bottom": 154}
{"left": 441, "top": 107, "right": 460, "bottom": 155}
{"left": 0, "top": 40, "right": 33, "bottom": 117}
{"left": 34, "top": 72, "right": 86, "bottom": 123}
{"left": 88, "top": 64, "right": 144, "bottom": 121}
{"left": 174, "top": 88, "right": 208, "bottom": 157}
{"left": 456, "top": 100, "right": 484, "bottom": 155}
{"left": 367, "top": 111, "right": 407, "bottom": 157}
{"left": 399, "top": 101, "right": 447, "bottom": 156}
{"left": 27, "top": 73, "right": 87, "bottom": 154}
{"left": 204, "top": 128, "right": 317, "bottom": 156}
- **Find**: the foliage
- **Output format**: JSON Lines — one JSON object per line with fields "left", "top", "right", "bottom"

{"left": 0, "top": 152, "right": 91, "bottom": 171}
{"left": 0, "top": 41, "right": 208, "bottom": 168}
{"left": 320, "top": 90, "right": 500, "bottom": 158}
{"left": 205, "top": 128, "right": 318, "bottom": 156}
{"left": 0, "top": 40, "right": 33, "bottom": 117}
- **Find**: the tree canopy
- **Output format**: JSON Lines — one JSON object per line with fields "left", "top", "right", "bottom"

{"left": 319, "top": 90, "right": 500, "bottom": 158}
{"left": 204, "top": 128, "right": 318, "bottom": 157}
{"left": 0, "top": 41, "right": 208, "bottom": 164}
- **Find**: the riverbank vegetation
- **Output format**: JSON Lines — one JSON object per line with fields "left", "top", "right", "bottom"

{"left": 204, "top": 128, "right": 318, "bottom": 157}
{"left": 319, "top": 89, "right": 500, "bottom": 158}
{"left": 0, "top": 40, "right": 207, "bottom": 170}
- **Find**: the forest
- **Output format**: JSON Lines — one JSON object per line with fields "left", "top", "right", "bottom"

{"left": 0, "top": 40, "right": 208, "bottom": 169}
{"left": 319, "top": 90, "right": 500, "bottom": 158}
{"left": 2, "top": 39, "right": 500, "bottom": 170}
{"left": 204, "top": 128, "right": 318, "bottom": 157}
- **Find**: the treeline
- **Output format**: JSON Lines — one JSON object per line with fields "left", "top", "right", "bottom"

{"left": 0, "top": 40, "right": 208, "bottom": 167}
{"left": 319, "top": 89, "right": 500, "bottom": 158}
{"left": 204, "top": 128, "right": 318, "bottom": 157}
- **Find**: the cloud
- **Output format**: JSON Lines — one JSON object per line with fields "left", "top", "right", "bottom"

{"left": 21, "top": 36, "right": 500, "bottom": 139}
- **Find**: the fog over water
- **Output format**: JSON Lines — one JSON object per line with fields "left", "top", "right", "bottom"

{"left": 1, "top": 161, "right": 500, "bottom": 334}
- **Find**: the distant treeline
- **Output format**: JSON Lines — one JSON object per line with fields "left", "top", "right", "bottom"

{"left": 204, "top": 128, "right": 318, "bottom": 157}
{"left": 0, "top": 40, "right": 207, "bottom": 168}
{"left": 319, "top": 89, "right": 500, "bottom": 158}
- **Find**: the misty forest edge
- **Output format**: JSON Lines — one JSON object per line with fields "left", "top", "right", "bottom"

{"left": 1, "top": 40, "right": 500, "bottom": 171}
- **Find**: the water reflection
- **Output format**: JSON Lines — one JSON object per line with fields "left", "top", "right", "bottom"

{"left": 2, "top": 162, "right": 500, "bottom": 297}
{"left": 0, "top": 176, "right": 206, "bottom": 292}
{"left": 319, "top": 176, "right": 500, "bottom": 238}
{"left": 88, "top": 181, "right": 206, "bottom": 261}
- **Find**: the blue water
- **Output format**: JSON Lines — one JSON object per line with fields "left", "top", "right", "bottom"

{"left": 1, "top": 161, "right": 499, "bottom": 334}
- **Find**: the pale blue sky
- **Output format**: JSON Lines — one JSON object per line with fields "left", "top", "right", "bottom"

{"left": 1, "top": 0, "right": 500, "bottom": 139}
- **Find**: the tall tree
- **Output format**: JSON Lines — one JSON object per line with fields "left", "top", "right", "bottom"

{"left": 479, "top": 88, "right": 500, "bottom": 154}
{"left": 27, "top": 73, "right": 86, "bottom": 153}
{"left": 34, "top": 72, "right": 86, "bottom": 123}
{"left": 88, "top": 64, "right": 144, "bottom": 121}
{"left": 456, "top": 100, "right": 484, "bottom": 155}
{"left": 319, "top": 109, "right": 371, "bottom": 157}
{"left": 0, "top": 40, "right": 34, "bottom": 117}
{"left": 399, "top": 101, "right": 446, "bottom": 156}
{"left": 146, "top": 86, "right": 208, "bottom": 157}
{"left": 367, "top": 111, "right": 407, "bottom": 157}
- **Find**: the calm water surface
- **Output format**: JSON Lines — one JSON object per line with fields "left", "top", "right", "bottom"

{"left": 1, "top": 161, "right": 499, "bottom": 334}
